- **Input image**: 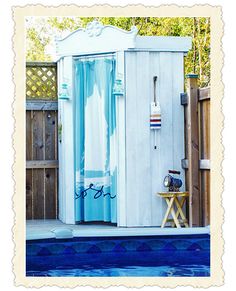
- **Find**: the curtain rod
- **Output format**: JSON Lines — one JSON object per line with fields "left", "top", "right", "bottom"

{"left": 74, "top": 53, "right": 115, "bottom": 60}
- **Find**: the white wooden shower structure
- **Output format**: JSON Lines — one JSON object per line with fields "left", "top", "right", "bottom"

{"left": 56, "top": 20, "right": 191, "bottom": 227}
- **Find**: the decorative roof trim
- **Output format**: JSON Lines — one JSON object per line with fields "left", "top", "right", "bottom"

{"left": 56, "top": 20, "right": 138, "bottom": 57}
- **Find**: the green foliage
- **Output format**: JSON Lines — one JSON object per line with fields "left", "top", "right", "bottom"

{"left": 26, "top": 27, "right": 51, "bottom": 61}
{"left": 26, "top": 17, "right": 210, "bottom": 87}
{"left": 26, "top": 18, "right": 52, "bottom": 61}
{"left": 47, "top": 17, "right": 82, "bottom": 31}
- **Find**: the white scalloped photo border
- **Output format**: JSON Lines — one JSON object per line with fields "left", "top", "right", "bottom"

{"left": 12, "top": 4, "right": 224, "bottom": 288}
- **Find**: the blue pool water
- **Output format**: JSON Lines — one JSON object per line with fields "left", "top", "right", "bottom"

{"left": 26, "top": 234, "right": 210, "bottom": 277}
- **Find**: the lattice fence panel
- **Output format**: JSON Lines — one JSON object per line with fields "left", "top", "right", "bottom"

{"left": 26, "top": 62, "right": 57, "bottom": 99}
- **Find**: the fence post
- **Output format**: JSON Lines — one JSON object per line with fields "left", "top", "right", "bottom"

{"left": 186, "top": 74, "right": 200, "bottom": 227}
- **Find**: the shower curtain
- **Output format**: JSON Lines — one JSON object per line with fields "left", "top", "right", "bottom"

{"left": 74, "top": 56, "right": 117, "bottom": 223}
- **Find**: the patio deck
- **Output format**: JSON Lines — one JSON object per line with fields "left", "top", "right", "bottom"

{"left": 26, "top": 220, "right": 210, "bottom": 240}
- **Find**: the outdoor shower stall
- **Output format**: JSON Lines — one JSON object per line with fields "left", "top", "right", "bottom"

{"left": 56, "top": 21, "right": 191, "bottom": 227}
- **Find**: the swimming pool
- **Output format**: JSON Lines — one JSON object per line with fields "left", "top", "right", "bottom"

{"left": 26, "top": 234, "right": 210, "bottom": 277}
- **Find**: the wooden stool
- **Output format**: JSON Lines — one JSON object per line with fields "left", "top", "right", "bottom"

{"left": 158, "top": 192, "right": 189, "bottom": 228}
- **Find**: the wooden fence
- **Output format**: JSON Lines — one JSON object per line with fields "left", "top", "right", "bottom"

{"left": 26, "top": 62, "right": 58, "bottom": 220}
{"left": 181, "top": 74, "right": 210, "bottom": 227}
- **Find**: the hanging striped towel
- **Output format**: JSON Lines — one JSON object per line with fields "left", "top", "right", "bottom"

{"left": 150, "top": 101, "right": 161, "bottom": 129}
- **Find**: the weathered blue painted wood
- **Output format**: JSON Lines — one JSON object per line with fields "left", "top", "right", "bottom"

{"left": 171, "top": 53, "right": 186, "bottom": 217}
{"left": 159, "top": 52, "right": 174, "bottom": 222}
{"left": 124, "top": 51, "right": 187, "bottom": 227}
{"left": 125, "top": 52, "right": 139, "bottom": 227}
{"left": 116, "top": 51, "right": 126, "bottom": 227}
{"left": 58, "top": 57, "right": 75, "bottom": 224}
{"left": 56, "top": 22, "right": 138, "bottom": 57}
{"left": 172, "top": 53, "right": 185, "bottom": 189}
{"left": 136, "top": 52, "right": 152, "bottom": 226}
{"left": 135, "top": 36, "right": 192, "bottom": 52}
{"left": 58, "top": 58, "right": 64, "bottom": 222}
{"left": 149, "top": 52, "right": 163, "bottom": 226}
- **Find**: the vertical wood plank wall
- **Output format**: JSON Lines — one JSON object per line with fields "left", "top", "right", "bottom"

{"left": 125, "top": 51, "right": 185, "bottom": 227}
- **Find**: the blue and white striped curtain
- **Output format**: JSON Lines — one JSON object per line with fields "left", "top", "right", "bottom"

{"left": 74, "top": 56, "right": 117, "bottom": 223}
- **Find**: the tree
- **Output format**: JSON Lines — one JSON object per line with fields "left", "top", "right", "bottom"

{"left": 26, "top": 17, "right": 210, "bottom": 87}
{"left": 26, "top": 18, "right": 51, "bottom": 61}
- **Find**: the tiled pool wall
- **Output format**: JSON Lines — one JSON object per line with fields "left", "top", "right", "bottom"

{"left": 27, "top": 234, "right": 210, "bottom": 257}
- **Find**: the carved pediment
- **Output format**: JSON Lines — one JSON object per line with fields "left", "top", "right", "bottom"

{"left": 56, "top": 20, "right": 138, "bottom": 57}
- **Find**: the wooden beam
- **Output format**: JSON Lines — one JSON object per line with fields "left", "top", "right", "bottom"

{"left": 26, "top": 62, "right": 57, "bottom": 67}
{"left": 198, "top": 87, "right": 210, "bottom": 101}
{"left": 182, "top": 159, "right": 210, "bottom": 170}
{"left": 186, "top": 74, "right": 200, "bottom": 227}
{"left": 26, "top": 160, "right": 59, "bottom": 169}
{"left": 26, "top": 100, "right": 58, "bottom": 111}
